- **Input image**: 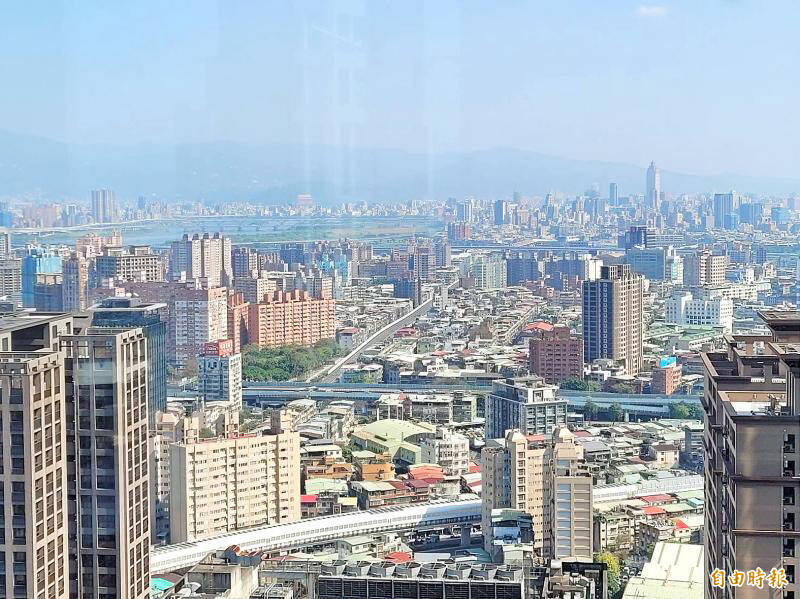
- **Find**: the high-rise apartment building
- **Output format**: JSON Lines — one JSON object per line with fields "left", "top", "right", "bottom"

{"left": 0, "top": 313, "right": 150, "bottom": 599}
{"left": 646, "top": 161, "right": 661, "bottom": 207}
{"left": 197, "top": 339, "right": 242, "bottom": 408}
{"left": 149, "top": 410, "right": 200, "bottom": 544}
{"left": 683, "top": 250, "right": 727, "bottom": 287}
{"left": 169, "top": 430, "right": 301, "bottom": 543}
{"left": 464, "top": 253, "right": 507, "bottom": 289}
{"left": 409, "top": 244, "right": 434, "bottom": 282}
{"left": 232, "top": 246, "right": 259, "bottom": 278}
{"left": 702, "top": 311, "right": 800, "bottom": 599}
{"left": 582, "top": 264, "right": 644, "bottom": 374}
{"left": 91, "top": 189, "right": 117, "bottom": 223}
{"left": 0, "top": 313, "right": 72, "bottom": 599}
{"left": 61, "top": 252, "right": 90, "bottom": 311}
{"left": 169, "top": 233, "right": 232, "bottom": 287}
{"left": 247, "top": 290, "right": 334, "bottom": 348}
{"left": 33, "top": 273, "right": 64, "bottom": 312}
{"left": 121, "top": 282, "right": 228, "bottom": 367}
{"left": 96, "top": 245, "right": 163, "bottom": 283}
{"left": 89, "top": 296, "right": 169, "bottom": 426}
{"left": 485, "top": 377, "right": 567, "bottom": 439}
{"left": 233, "top": 276, "right": 277, "bottom": 304}
{"left": 528, "top": 324, "right": 584, "bottom": 385}
{"left": 61, "top": 327, "right": 150, "bottom": 599}
{"left": 76, "top": 230, "right": 123, "bottom": 257}
{"left": 624, "top": 245, "right": 683, "bottom": 282}
{"left": 482, "top": 429, "right": 593, "bottom": 560}
{"left": 227, "top": 292, "right": 250, "bottom": 353}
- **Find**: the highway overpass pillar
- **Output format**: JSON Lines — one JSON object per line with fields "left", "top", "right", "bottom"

{"left": 460, "top": 525, "right": 471, "bottom": 546}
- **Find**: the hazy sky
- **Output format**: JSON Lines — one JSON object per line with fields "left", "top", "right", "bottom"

{"left": 2, "top": 1, "right": 799, "bottom": 177}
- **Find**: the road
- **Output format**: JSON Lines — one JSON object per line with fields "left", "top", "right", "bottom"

{"left": 314, "top": 293, "right": 435, "bottom": 383}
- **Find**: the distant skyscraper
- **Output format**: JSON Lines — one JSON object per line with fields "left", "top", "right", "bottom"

{"left": 91, "top": 189, "right": 117, "bottom": 223}
{"left": 646, "top": 161, "right": 661, "bottom": 207}
{"left": 609, "top": 182, "right": 618, "bottom": 206}
{"left": 583, "top": 264, "right": 644, "bottom": 374}
{"left": 456, "top": 201, "right": 473, "bottom": 222}
{"left": 713, "top": 191, "right": 740, "bottom": 229}
{"left": 493, "top": 199, "right": 508, "bottom": 225}
{"left": 61, "top": 252, "right": 90, "bottom": 311}
{"left": 169, "top": 232, "right": 233, "bottom": 287}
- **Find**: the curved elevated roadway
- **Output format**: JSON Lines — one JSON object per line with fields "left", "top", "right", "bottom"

{"left": 152, "top": 498, "right": 481, "bottom": 573}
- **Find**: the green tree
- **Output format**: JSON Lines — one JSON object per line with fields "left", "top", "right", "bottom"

{"left": 609, "top": 401, "right": 624, "bottom": 423}
{"left": 584, "top": 399, "right": 599, "bottom": 421}
{"left": 669, "top": 401, "right": 691, "bottom": 420}
{"left": 560, "top": 378, "right": 591, "bottom": 391}
{"left": 241, "top": 339, "right": 341, "bottom": 381}
{"left": 687, "top": 403, "right": 704, "bottom": 420}
{"left": 594, "top": 551, "right": 621, "bottom": 597}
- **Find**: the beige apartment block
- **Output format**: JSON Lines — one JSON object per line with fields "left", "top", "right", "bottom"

{"left": 247, "top": 290, "right": 335, "bottom": 348}
{"left": 482, "top": 428, "right": 593, "bottom": 561}
{"left": 0, "top": 350, "right": 68, "bottom": 599}
{"left": 169, "top": 431, "right": 301, "bottom": 543}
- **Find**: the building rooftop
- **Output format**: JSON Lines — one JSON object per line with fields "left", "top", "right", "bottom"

{"left": 622, "top": 542, "right": 703, "bottom": 599}
{"left": 358, "top": 419, "right": 436, "bottom": 440}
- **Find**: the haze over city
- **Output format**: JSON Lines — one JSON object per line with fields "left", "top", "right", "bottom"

{"left": 2, "top": 1, "right": 800, "bottom": 202}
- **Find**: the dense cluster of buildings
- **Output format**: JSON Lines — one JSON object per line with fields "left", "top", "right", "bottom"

{"left": 5, "top": 173, "right": 800, "bottom": 599}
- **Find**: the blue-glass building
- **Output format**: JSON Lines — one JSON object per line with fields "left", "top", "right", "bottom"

{"left": 21, "top": 248, "right": 62, "bottom": 308}
{"left": 89, "top": 296, "right": 169, "bottom": 427}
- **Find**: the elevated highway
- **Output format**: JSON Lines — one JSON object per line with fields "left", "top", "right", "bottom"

{"left": 152, "top": 499, "right": 481, "bottom": 573}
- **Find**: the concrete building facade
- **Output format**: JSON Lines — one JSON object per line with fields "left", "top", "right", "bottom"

{"left": 482, "top": 429, "right": 593, "bottom": 560}
{"left": 582, "top": 264, "right": 644, "bottom": 374}
{"left": 485, "top": 377, "right": 567, "bottom": 439}
{"left": 702, "top": 310, "right": 800, "bottom": 599}
{"left": 247, "top": 290, "right": 334, "bottom": 348}
{"left": 528, "top": 324, "right": 584, "bottom": 385}
{"left": 169, "top": 431, "right": 301, "bottom": 543}
{"left": 61, "top": 327, "right": 151, "bottom": 599}
{"left": 198, "top": 339, "right": 242, "bottom": 409}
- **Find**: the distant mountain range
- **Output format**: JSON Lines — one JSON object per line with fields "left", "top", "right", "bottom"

{"left": 1, "top": 130, "right": 799, "bottom": 203}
